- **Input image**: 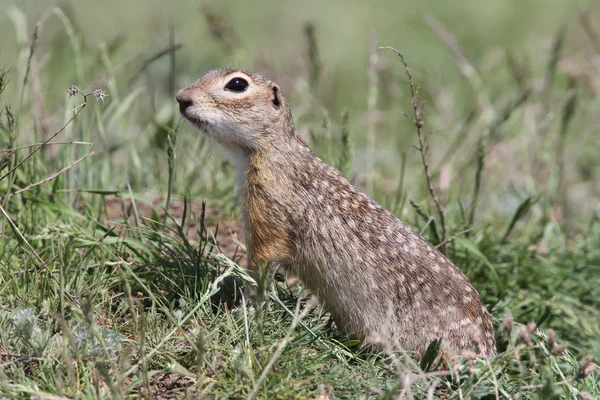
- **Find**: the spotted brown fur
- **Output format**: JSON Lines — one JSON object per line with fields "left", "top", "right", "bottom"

{"left": 176, "top": 69, "right": 496, "bottom": 362}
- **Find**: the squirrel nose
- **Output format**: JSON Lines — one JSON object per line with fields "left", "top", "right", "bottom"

{"left": 176, "top": 89, "right": 194, "bottom": 114}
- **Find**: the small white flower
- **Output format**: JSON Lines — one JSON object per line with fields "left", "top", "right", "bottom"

{"left": 93, "top": 89, "right": 108, "bottom": 102}
{"left": 66, "top": 85, "right": 79, "bottom": 96}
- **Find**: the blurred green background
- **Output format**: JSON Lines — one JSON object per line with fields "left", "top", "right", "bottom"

{"left": 1, "top": 0, "right": 591, "bottom": 110}
{"left": 1, "top": 0, "right": 599, "bottom": 222}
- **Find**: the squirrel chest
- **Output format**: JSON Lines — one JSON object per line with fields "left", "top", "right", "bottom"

{"left": 240, "top": 155, "right": 297, "bottom": 267}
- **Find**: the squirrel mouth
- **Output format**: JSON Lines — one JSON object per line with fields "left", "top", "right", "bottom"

{"left": 184, "top": 115, "right": 209, "bottom": 131}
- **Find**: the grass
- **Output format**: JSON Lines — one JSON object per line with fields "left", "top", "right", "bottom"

{"left": 1, "top": 2, "right": 599, "bottom": 399}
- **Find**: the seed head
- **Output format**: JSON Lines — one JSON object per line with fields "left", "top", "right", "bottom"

{"left": 578, "top": 391, "right": 594, "bottom": 400}
{"left": 502, "top": 314, "right": 513, "bottom": 336}
{"left": 67, "top": 85, "right": 79, "bottom": 97}
{"left": 93, "top": 89, "right": 108, "bottom": 102}
{"left": 576, "top": 355, "right": 595, "bottom": 380}
{"left": 518, "top": 321, "right": 536, "bottom": 345}
{"left": 547, "top": 329, "right": 556, "bottom": 347}
{"left": 547, "top": 329, "right": 568, "bottom": 356}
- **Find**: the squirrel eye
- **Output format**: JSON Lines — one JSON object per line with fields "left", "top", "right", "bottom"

{"left": 224, "top": 77, "right": 249, "bottom": 92}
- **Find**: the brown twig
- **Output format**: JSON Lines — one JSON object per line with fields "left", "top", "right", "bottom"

{"left": 3, "top": 146, "right": 95, "bottom": 200}
{"left": 0, "top": 203, "right": 51, "bottom": 274}
{"left": 0, "top": 202, "right": 78, "bottom": 306}
{"left": 434, "top": 228, "right": 472, "bottom": 249}
{"left": 0, "top": 103, "right": 86, "bottom": 182}
{"left": 379, "top": 46, "right": 447, "bottom": 253}
{"left": 0, "top": 141, "right": 93, "bottom": 153}
{"left": 248, "top": 297, "right": 317, "bottom": 400}
{"left": 0, "top": 86, "right": 104, "bottom": 183}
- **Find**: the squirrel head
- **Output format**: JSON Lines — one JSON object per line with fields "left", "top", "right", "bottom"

{"left": 176, "top": 69, "right": 294, "bottom": 154}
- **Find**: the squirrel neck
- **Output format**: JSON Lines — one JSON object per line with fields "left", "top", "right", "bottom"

{"left": 236, "top": 131, "right": 311, "bottom": 265}
{"left": 250, "top": 136, "right": 310, "bottom": 178}
{"left": 226, "top": 124, "right": 310, "bottom": 186}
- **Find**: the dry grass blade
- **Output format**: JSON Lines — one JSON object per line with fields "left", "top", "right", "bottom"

{"left": 202, "top": 5, "right": 241, "bottom": 52}
{"left": 304, "top": 22, "right": 322, "bottom": 91}
{"left": 163, "top": 120, "right": 182, "bottom": 227}
{"left": 130, "top": 42, "right": 183, "bottom": 83}
{"left": 501, "top": 195, "right": 536, "bottom": 243}
{"left": 18, "top": 14, "right": 40, "bottom": 109}
{"left": 247, "top": 297, "right": 317, "bottom": 400}
{"left": 2, "top": 145, "right": 95, "bottom": 201}
{"left": 0, "top": 140, "right": 93, "bottom": 153}
{"left": 0, "top": 203, "right": 79, "bottom": 304}
{"left": 0, "top": 203, "right": 51, "bottom": 275}
{"left": 379, "top": 46, "right": 447, "bottom": 252}
{"left": 425, "top": 16, "right": 495, "bottom": 124}
{"left": 0, "top": 103, "right": 87, "bottom": 183}
{"left": 468, "top": 88, "right": 530, "bottom": 227}
{"left": 0, "top": 67, "right": 9, "bottom": 98}
{"left": 541, "top": 26, "right": 566, "bottom": 111}
{"left": 435, "top": 228, "right": 473, "bottom": 249}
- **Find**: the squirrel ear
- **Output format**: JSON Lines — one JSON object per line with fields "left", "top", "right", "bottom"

{"left": 271, "top": 84, "right": 281, "bottom": 108}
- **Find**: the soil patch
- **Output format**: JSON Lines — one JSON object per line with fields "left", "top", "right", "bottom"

{"left": 101, "top": 193, "right": 246, "bottom": 266}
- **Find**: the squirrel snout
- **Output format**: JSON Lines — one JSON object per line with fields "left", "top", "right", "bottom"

{"left": 176, "top": 89, "right": 194, "bottom": 114}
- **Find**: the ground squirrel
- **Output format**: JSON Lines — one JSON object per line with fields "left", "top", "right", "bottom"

{"left": 176, "top": 68, "right": 496, "bottom": 360}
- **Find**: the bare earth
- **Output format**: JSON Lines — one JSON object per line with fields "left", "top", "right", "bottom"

{"left": 102, "top": 193, "right": 246, "bottom": 266}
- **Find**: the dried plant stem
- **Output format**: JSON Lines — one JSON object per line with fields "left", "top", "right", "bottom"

{"left": 470, "top": 89, "right": 530, "bottom": 227}
{"left": 202, "top": 5, "right": 241, "bottom": 52}
{"left": 0, "top": 203, "right": 76, "bottom": 305}
{"left": 18, "top": 13, "right": 43, "bottom": 111}
{"left": 485, "top": 358, "right": 500, "bottom": 400}
{"left": 0, "top": 103, "right": 86, "bottom": 183}
{"left": 377, "top": 338, "right": 453, "bottom": 400}
{"left": 247, "top": 297, "right": 316, "bottom": 400}
{"left": 380, "top": 46, "right": 447, "bottom": 252}
{"left": 553, "top": 83, "right": 577, "bottom": 220}
{"left": 114, "top": 42, "right": 183, "bottom": 87}
{"left": 304, "top": 22, "right": 322, "bottom": 91}
{"left": 435, "top": 228, "right": 472, "bottom": 249}
{"left": 0, "top": 86, "right": 103, "bottom": 186}
{"left": 0, "top": 203, "right": 49, "bottom": 271}
{"left": 163, "top": 121, "right": 182, "bottom": 227}
{"left": 410, "top": 200, "right": 440, "bottom": 244}
{"left": 0, "top": 140, "right": 93, "bottom": 153}
{"left": 139, "top": 42, "right": 184, "bottom": 70}
{"left": 168, "top": 23, "right": 176, "bottom": 98}
{"left": 3, "top": 146, "right": 95, "bottom": 201}
{"left": 469, "top": 141, "right": 485, "bottom": 228}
